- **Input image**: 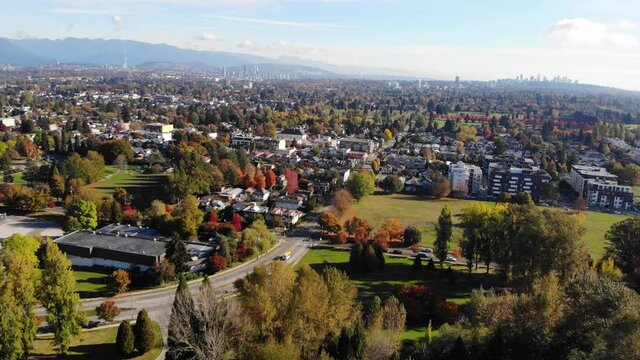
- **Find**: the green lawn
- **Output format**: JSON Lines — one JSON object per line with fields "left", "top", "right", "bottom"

{"left": 31, "top": 321, "right": 163, "bottom": 360}
{"left": 634, "top": 186, "right": 640, "bottom": 201}
{"left": 85, "top": 166, "right": 167, "bottom": 202}
{"left": 73, "top": 268, "right": 113, "bottom": 298}
{"left": 350, "top": 194, "right": 628, "bottom": 259}
{"left": 299, "top": 248, "right": 500, "bottom": 342}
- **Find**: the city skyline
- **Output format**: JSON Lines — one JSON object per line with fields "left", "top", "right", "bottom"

{"left": 1, "top": 0, "right": 640, "bottom": 89}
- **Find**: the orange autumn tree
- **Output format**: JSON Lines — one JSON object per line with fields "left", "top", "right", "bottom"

{"left": 254, "top": 170, "right": 266, "bottom": 190}
{"left": 382, "top": 218, "right": 404, "bottom": 240}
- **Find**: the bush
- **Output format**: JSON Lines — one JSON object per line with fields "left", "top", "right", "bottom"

{"left": 134, "top": 310, "right": 156, "bottom": 354}
{"left": 116, "top": 320, "right": 136, "bottom": 358}
{"left": 95, "top": 300, "right": 121, "bottom": 322}
{"left": 209, "top": 254, "right": 228, "bottom": 272}
{"left": 112, "top": 269, "right": 131, "bottom": 294}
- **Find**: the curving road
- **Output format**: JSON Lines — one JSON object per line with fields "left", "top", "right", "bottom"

{"left": 36, "top": 223, "right": 315, "bottom": 332}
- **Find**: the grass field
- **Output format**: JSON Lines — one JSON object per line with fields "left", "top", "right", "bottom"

{"left": 299, "top": 248, "right": 500, "bottom": 341}
{"left": 31, "top": 321, "right": 163, "bottom": 359}
{"left": 73, "top": 268, "right": 113, "bottom": 298}
{"left": 85, "top": 165, "right": 166, "bottom": 196}
{"left": 634, "top": 186, "right": 640, "bottom": 201}
{"left": 350, "top": 194, "right": 628, "bottom": 259}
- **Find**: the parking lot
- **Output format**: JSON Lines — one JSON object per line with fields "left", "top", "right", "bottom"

{"left": 0, "top": 215, "right": 64, "bottom": 239}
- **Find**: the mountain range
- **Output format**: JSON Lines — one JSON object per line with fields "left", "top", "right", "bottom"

{"left": 0, "top": 37, "right": 398, "bottom": 79}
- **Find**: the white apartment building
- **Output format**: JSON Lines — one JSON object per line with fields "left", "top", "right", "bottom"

{"left": 448, "top": 161, "right": 482, "bottom": 195}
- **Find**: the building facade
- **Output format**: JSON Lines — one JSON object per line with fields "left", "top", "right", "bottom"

{"left": 489, "top": 167, "right": 551, "bottom": 201}
{"left": 448, "top": 161, "right": 482, "bottom": 195}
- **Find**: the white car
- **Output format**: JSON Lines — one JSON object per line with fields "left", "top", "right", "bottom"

{"left": 445, "top": 254, "right": 457, "bottom": 262}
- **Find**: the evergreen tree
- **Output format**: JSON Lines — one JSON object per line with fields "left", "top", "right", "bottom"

{"left": 38, "top": 239, "right": 86, "bottom": 355}
{"left": 434, "top": 205, "right": 452, "bottom": 267}
{"left": 116, "top": 321, "right": 136, "bottom": 358}
{"left": 165, "top": 235, "right": 189, "bottom": 273}
{"left": 134, "top": 310, "right": 156, "bottom": 354}
{"left": 166, "top": 275, "right": 196, "bottom": 360}
{"left": 448, "top": 336, "right": 469, "bottom": 360}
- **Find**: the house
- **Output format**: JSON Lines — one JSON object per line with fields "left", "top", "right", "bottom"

{"left": 143, "top": 122, "right": 173, "bottom": 142}
{"left": 241, "top": 202, "right": 269, "bottom": 218}
{"left": 251, "top": 189, "right": 271, "bottom": 202}
{"left": 0, "top": 117, "right": 17, "bottom": 129}
{"left": 218, "top": 187, "right": 244, "bottom": 201}
{"left": 277, "top": 128, "right": 307, "bottom": 143}
{"left": 268, "top": 207, "right": 304, "bottom": 226}
{"left": 339, "top": 137, "right": 377, "bottom": 153}
{"left": 404, "top": 178, "right": 431, "bottom": 194}
{"left": 274, "top": 195, "right": 304, "bottom": 210}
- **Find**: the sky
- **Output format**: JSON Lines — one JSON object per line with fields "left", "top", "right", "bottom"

{"left": 2, "top": 0, "right": 640, "bottom": 90}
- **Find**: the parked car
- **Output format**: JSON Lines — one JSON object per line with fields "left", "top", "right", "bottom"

{"left": 422, "top": 248, "right": 433, "bottom": 254}
{"left": 445, "top": 254, "right": 457, "bottom": 262}
{"left": 416, "top": 252, "right": 431, "bottom": 259}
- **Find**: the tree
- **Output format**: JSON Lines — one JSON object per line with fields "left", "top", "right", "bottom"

{"left": 254, "top": 170, "right": 266, "bottom": 190}
{"left": 285, "top": 169, "right": 299, "bottom": 194}
{"left": 4, "top": 184, "right": 50, "bottom": 212}
{"left": 209, "top": 254, "right": 228, "bottom": 272}
{"left": 232, "top": 213, "right": 243, "bottom": 232}
{"left": 573, "top": 196, "right": 587, "bottom": 211}
{"left": 430, "top": 175, "right": 451, "bottom": 198}
{"left": 265, "top": 170, "right": 277, "bottom": 189}
{"left": 134, "top": 309, "right": 156, "bottom": 354}
{"left": 331, "top": 189, "right": 355, "bottom": 218}
{"left": 448, "top": 336, "right": 469, "bottom": 360}
{"left": 605, "top": 217, "right": 640, "bottom": 274}
{"left": 404, "top": 226, "right": 422, "bottom": 247}
{"left": 460, "top": 203, "right": 489, "bottom": 273}
{"left": 382, "top": 218, "right": 404, "bottom": 240}
{"left": 514, "top": 192, "right": 533, "bottom": 205}
{"left": 346, "top": 171, "right": 376, "bottom": 201}
{"left": 344, "top": 217, "right": 373, "bottom": 241}
{"left": 434, "top": 206, "right": 452, "bottom": 267}
{"left": 38, "top": 239, "right": 86, "bottom": 355}
{"left": 319, "top": 211, "right": 342, "bottom": 235}
{"left": 114, "top": 154, "right": 128, "bottom": 172}
{"left": 0, "top": 234, "right": 40, "bottom": 357}
{"left": 497, "top": 192, "right": 512, "bottom": 203}
{"left": 383, "top": 128, "right": 393, "bottom": 140}
{"left": 116, "top": 321, "right": 136, "bottom": 358}
{"left": 112, "top": 269, "right": 131, "bottom": 294}
{"left": 381, "top": 175, "right": 404, "bottom": 194}
{"left": 170, "top": 195, "right": 204, "bottom": 239}
{"left": 95, "top": 300, "right": 121, "bottom": 322}
{"left": 65, "top": 198, "right": 98, "bottom": 231}
{"left": 166, "top": 235, "right": 190, "bottom": 273}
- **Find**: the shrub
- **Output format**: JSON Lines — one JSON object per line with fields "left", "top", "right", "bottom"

{"left": 209, "top": 254, "right": 228, "bottom": 272}
{"left": 95, "top": 300, "right": 121, "bottom": 322}
{"left": 112, "top": 269, "right": 131, "bottom": 294}
{"left": 134, "top": 310, "right": 156, "bottom": 354}
{"left": 116, "top": 321, "right": 136, "bottom": 357}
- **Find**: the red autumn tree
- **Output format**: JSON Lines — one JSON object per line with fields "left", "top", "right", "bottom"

{"left": 573, "top": 196, "right": 587, "bottom": 211}
{"left": 337, "top": 231, "right": 349, "bottom": 244}
{"left": 331, "top": 189, "right": 355, "bottom": 218}
{"left": 208, "top": 212, "right": 218, "bottom": 225}
{"left": 265, "top": 170, "right": 277, "bottom": 189}
{"left": 254, "top": 170, "right": 266, "bottom": 190}
{"left": 232, "top": 213, "right": 242, "bottom": 231}
{"left": 285, "top": 169, "right": 299, "bottom": 194}
{"left": 344, "top": 216, "right": 372, "bottom": 242}
{"left": 209, "top": 254, "right": 228, "bottom": 272}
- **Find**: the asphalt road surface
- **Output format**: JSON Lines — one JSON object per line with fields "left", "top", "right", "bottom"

{"left": 36, "top": 223, "right": 315, "bottom": 334}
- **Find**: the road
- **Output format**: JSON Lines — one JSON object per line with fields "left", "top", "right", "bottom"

{"left": 36, "top": 222, "right": 316, "bottom": 332}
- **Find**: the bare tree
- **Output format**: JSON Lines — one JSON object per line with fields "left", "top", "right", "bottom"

{"left": 114, "top": 154, "right": 127, "bottom": 172}
{"left": 166, "top": 278, "right": 248, "bottom": 360}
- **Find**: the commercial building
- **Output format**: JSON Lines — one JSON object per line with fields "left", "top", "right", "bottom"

{"left": 448, "top": 161, "right": 482, "bottom": 195}
{"left": 53, "top": 224, "right": 215, "bottom": 272}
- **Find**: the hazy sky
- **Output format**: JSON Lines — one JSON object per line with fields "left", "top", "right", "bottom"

{"left": 2, "top": 0, "right": 640, "bottom": 89}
